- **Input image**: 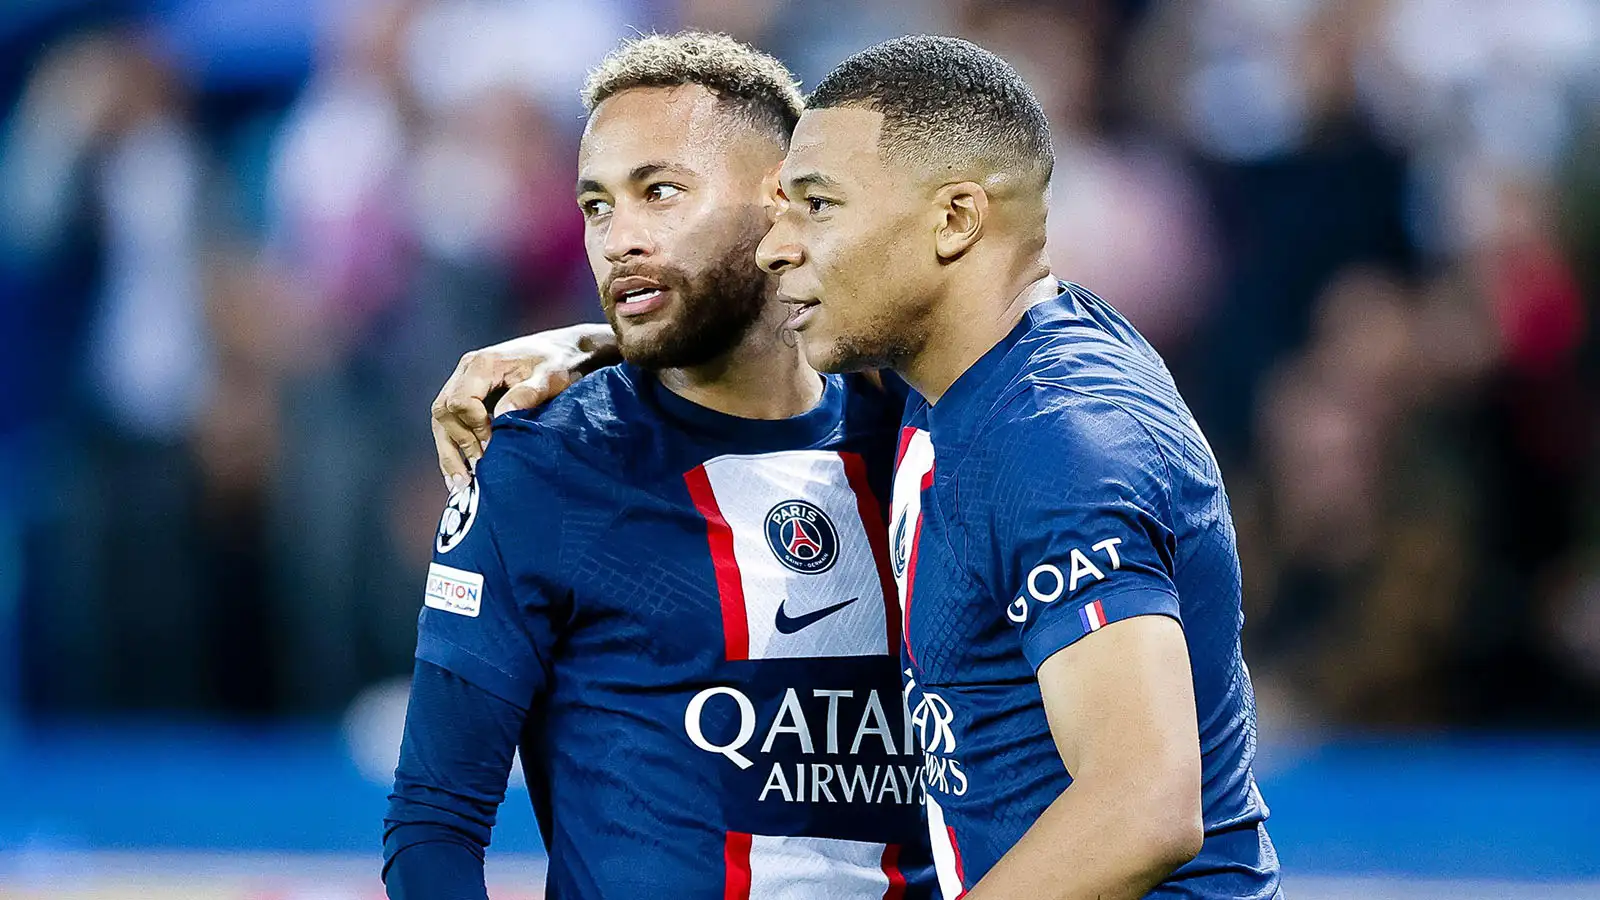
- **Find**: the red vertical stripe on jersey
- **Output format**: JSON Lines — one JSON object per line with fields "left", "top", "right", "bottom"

{"left": 685, "top": 465, "right": 748, "bottom": 661}
{"left": 841, "top": 451, "right": 900, "bottom": 655}
{"left": 880, "top": 843, "right": 907, "bottom": 900}
{"left": 948, "top": 825, "right": 968, "bottom": 897}
{"left": 723, "top": 831, "right": 753, "bottom": 900}
{"left": 895, "top": 426, "right": 917, "bottom": 468}
{"left": 902, "top": 463, "right": 935, "bottom": 668}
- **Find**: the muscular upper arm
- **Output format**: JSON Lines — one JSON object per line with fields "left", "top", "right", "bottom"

{"left": 1036, "top": 614, "right": 1200, "bottom": 828}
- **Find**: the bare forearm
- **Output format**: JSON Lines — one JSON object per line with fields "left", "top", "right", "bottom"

{"left": 964, "top": 776, "right": 1199, "bottom": 900}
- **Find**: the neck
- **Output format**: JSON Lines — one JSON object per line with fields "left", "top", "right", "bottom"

{"left": 901, "top": 251, "right": 1055, "bottom": 404}
{"left": 656, "top": 303, "right": 824, "bottom": 419}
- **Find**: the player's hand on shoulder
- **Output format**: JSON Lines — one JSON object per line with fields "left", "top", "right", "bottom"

{"left": 431, "top": 323, "right": 619, "bottom": 488}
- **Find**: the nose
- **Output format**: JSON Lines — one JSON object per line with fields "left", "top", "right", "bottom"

{"left": 602, "top": 205, "right": 654, "bottom": 263}
{"left": 756, "top": 220, "right": 802, "bottom": 275}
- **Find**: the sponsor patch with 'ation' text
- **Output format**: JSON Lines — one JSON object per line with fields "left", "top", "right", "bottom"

{"left": 425, "top": 562, "right": 484, "bottom": 617}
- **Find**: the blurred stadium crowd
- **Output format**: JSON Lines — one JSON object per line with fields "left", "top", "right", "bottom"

{"left": 1, "top": 0, "right": 1597, "bottom": 733}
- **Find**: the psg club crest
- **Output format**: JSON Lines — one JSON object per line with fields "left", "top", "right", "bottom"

{"left": 436, "top": 476, "right": 480, "bottom": 554}
{"left": 765, "top": 500, "right": 839, "bottom": 574}
{"left": 891, "top": 512, "right": 910, "bottom": 578}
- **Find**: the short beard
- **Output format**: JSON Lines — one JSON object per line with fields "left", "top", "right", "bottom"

{"left": 607, "top": 232, "right": 771, "bottom": 371}
{"left": 801, "top": 327, "right": 919, "bottom": 375}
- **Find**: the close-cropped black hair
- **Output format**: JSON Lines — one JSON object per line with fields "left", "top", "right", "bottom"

{"left": 808, "top": 35, "right": 1053, "bottom": 182}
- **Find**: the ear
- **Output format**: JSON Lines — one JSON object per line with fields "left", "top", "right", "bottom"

{"left": 933, "top": 181, "right": 987, "bottom": 260}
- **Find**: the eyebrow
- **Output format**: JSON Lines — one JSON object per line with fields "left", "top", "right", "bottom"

{"left": 576, "top": 161, "right": 699, "bottom": 196}
{"left": 786, "top": 171, "right": 844, "bottom": 193}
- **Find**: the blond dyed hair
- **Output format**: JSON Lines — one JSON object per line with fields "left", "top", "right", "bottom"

{"left": 582, "top": 31, "right": 804, "bottom": 143}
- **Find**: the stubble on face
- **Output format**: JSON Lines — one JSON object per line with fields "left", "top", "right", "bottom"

{"left": 604, "top": 210, "right": 773, "bottom": 371}
{"left": 582, "top": 86, "right": 784, "bottom": 372}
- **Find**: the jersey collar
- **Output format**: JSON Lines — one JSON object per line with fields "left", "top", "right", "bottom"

{"left": 630, "top": 362, "right": 845, "bottom": 453}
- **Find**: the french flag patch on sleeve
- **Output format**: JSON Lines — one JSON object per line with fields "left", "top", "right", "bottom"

{"left": 1079, "top": 599, "right": 1107, "bottom": 633}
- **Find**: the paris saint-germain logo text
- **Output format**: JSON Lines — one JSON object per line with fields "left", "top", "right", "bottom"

{"left": 765, "top": 500, "right": 839, "bottom": 574}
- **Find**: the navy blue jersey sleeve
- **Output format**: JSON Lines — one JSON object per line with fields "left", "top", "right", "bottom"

{"left": 417, "top": 421, "right": 568, "bottom": 709}
{"left": 968, "top": 388, "right": 1181, "bottom": 671}
{"left": 383, "top": 660, "right": 525, "bottom": 899}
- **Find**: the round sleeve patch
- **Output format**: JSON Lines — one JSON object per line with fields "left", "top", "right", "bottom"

{"left": 436, "top": 476, "right": 480, "bottom": 553}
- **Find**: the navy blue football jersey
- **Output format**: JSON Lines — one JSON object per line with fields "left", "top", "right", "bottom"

{"left": 418, "top": 362, "right": 934, "bottom": 899}
{"left": 891, "top": 284, "right": 1280, "bottom": 899}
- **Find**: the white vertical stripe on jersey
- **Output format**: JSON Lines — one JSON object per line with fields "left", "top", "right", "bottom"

{"left": 925, "top": 795, "right": 965, "bottom": 900}
{"left": 890, "top": 430, "right": 935, "bottom": 650}
{"left": 700, "top": 451, "right": 890, "bottom": 660}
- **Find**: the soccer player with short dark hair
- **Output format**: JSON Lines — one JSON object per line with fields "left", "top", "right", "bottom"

{"left": 755, "top": 35, "right": 1282, "bottom": 899}
{"left": 383, "top": 33, "right": 933, "bottom": 900}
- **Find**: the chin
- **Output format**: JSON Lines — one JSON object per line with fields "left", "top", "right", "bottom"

{"left": 620, "top": 322, "right": 741, "bottom": 371}
{"left": 798, "top": 334, "right": 871, "bottom": 375}
{"left": 615, "top": 314, "right": 679, "bottom": 350}
{"left": 612, "top": 327, "right": 672, "bottom": 368}
{"left": 796, "top": 333, "right": 840, "bottom": 373}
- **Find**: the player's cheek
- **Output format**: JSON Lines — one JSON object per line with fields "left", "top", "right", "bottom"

{"left": 582, "top": 242, "right": 609, "bottom": 288}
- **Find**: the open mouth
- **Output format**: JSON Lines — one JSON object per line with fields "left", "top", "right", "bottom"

{"left": 616, "top": 286, "right": 663, "bottom": 306}
{"left": 610, "top": 279, "right": 671, "bottom": 317}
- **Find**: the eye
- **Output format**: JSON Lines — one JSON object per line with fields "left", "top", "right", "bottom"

{"left": 806, "top": 196, "right": 834, "bottom": 215}
{"left": 580, "top": 197, "right": 612, "bottom": 219}
{"left": 646, "top": 183, "right": 683, "bottom": 202}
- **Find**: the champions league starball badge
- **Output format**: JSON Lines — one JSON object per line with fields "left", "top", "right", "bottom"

{"left": 436, "top": 476, "right": 480, "bottom": 554}
{"left": 765, "top": 499, "right": 839, "bottom": 574}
